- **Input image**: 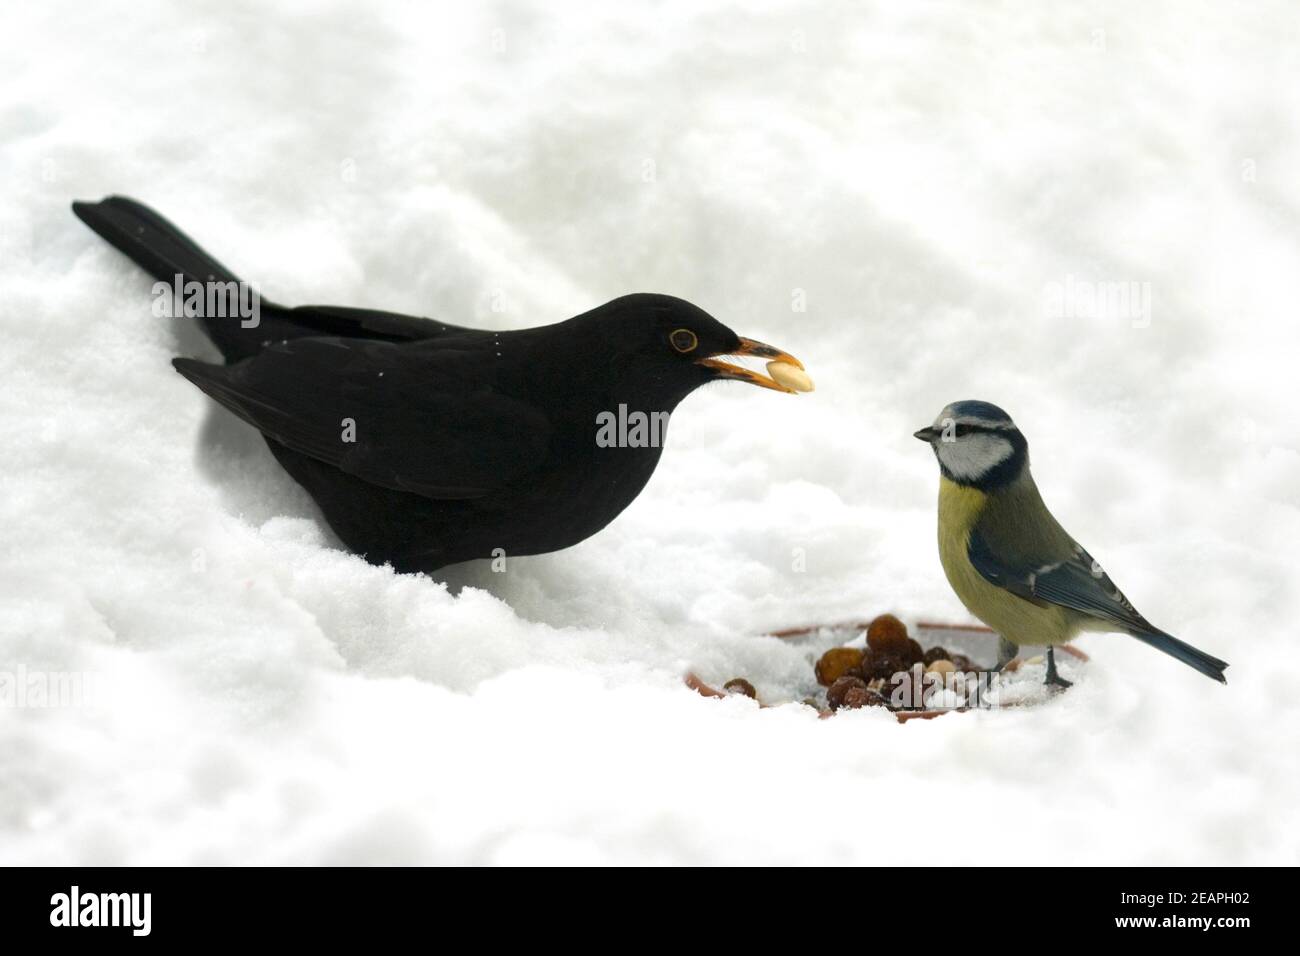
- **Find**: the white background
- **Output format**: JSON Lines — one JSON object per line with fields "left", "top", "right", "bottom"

{"left": 2, "top": 1, "right": 1297, "bottom": 864}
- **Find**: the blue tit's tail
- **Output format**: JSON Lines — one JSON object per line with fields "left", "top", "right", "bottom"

{"left": 1128, "top": 627, "right": 1228, "bottom": 684}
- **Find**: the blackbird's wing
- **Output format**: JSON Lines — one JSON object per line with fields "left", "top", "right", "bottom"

{"left": 174, "top": 336, "right": 551, "bottom": 499}
{"left": 967, "top": 529, "right": 1153, "bottom": 633}
{"left": 267, "top": 303, "right": 478, "bottom": 343}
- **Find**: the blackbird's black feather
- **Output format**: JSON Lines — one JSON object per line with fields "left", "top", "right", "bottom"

{"left": 74, "top": 196, "right": 799, "bottom": 573}
{"left": 172, "top": 337, "right": 553, "bottom": 499}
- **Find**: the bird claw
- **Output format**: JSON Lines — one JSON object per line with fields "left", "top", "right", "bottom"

{"left": 1044, "top": 646, "right": 1072, "bottom": 689}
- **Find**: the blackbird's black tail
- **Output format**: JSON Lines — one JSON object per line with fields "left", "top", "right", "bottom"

{"left": 73, "top": 195, "right": 469, "bottom": 363}
{"left": 72, "top": 195, "right": 250, "bottom": 291}
{"left": 72, "top": 195, "right": 284, "bottom": 362}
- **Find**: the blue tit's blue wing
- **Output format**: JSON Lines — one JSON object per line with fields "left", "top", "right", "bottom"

{"left": 965, "top": 530, "right": 1040, "bottom": 603}
{"left": 967, "top": 530, "right": 1153, "bottom": 632}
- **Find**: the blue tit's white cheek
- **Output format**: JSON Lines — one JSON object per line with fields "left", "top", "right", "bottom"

{"left": 935, "top": 433, "right": 1014, "bottom": 482}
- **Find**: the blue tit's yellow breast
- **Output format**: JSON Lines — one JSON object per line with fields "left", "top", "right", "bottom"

{"left": 937, "top": 477, "right": 989, "bottom": 602}
{"left": 934, "top": 477, "right": 1071, "bottom": 646}
{"left": 937, "top": 476, "right": 988, "bottom": 540}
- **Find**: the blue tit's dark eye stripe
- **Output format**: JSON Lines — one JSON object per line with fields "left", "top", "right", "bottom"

{"left": 954, "top": 421, "right": 1014, "bottom": 437}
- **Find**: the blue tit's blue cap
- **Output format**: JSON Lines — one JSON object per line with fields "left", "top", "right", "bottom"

{"left": 946, "top": 400, "right": 1015, "bottom": 425}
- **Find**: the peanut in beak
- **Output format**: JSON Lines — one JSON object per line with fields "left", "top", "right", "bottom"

{"left": 767, "top": 361, "right": 814, "bottom": 393}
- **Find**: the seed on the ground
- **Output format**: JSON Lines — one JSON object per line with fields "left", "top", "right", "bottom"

{"left": 840, "top": 685, "right": 886, "bottom": 710}
{"left": 866, "top": 614, "right": 910, "bottom": 654}
{"left": 815, "top": 646, "right": 865, "bottom": 686}
{"left": 827, "top": 675, "right": 869, "bottom": 710}
{"left": 900, "top": 637, "right": 925, "bottom": 668}
{"left": 723, "top": 677, "right": 757, "bottom": 699}
{"left": 949, "top": 653, "right": 975, "bottom": 672}
{"left": 923, "top": 646, "right": 951, "bottom": 665}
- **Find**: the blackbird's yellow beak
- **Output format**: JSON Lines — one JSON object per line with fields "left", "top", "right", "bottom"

{"left": 696, "top": 338, "right": 806, "bottom": 393}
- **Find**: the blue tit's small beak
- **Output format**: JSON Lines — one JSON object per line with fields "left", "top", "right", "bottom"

{"left": 914, "top": 426, "right": 940, "bottom": 442}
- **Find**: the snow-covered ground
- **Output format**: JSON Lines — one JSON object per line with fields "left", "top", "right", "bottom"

{"left": 3, "top": 1, "right": 1298, "bottom": 865}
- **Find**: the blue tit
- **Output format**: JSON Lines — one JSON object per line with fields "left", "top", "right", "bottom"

{"left": 914, "top": 400, "right": 1228, "bottom": 687}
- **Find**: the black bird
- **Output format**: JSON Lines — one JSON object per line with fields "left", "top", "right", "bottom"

{"left": 72, "top": 196, "right": 807, "bottom": 573}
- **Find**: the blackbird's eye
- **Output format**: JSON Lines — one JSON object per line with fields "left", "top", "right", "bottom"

{"left": 669, "top": 328, "right": 698, "bottom": 353}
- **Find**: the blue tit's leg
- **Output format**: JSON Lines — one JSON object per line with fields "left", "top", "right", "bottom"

{"left": 995, "top": 636, "right": 1019, "bottom": 672}
{"left": 1045, "top": 645, "right": 1073, "bottom": 689}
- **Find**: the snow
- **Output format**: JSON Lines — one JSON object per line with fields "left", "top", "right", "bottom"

{"left": 3, "top": 0, "right": 1298, "bottom": 865}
